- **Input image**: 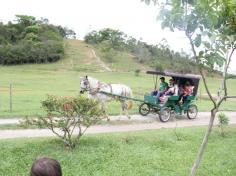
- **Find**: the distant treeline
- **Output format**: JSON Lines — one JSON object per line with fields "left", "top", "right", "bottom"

{"left": 84, "top": 28, "right": 198, "bottom": 73}
{"left": 0, "top": 15, "right": 76, "bottom": 65}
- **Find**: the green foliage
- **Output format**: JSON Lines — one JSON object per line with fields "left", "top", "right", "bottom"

{"left": 25, "top": 25, "right": 40, "bottom": 34}
{"left": 218, "top": 112, "right": 229, "bottom": 137}
{"left": 22, "top": 95, "right": 105, "bottom": 149}
{"left": 134, "top": 69, "right": 141, "bottom": 76}
{"left": 99, "top": 40, "right": 118, "bottom": 63}
{"left": 84, "top": 28, "right": 125, "bottom": 50}
{"left": 56, "top": 25, "right": 76, "bottom": 39}
{"left": 0, "top": 15, "right": 76, "bottom": 65}
{"left": 151, "top": 1, "right": 236, "bottom": 174}
{"left": 15, "top": 15, "right": 36, "bottom": 26}
{"left": 156, "top": 0, "right": 236, "bottom": 72}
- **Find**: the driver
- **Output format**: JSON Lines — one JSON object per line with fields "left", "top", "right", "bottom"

{"left": 151, "top": 77, "right": 168, "bottom": 102}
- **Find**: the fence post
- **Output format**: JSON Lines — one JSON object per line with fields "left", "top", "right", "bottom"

{"left": 10, "top": 83, "right": 12, "bottom": 112}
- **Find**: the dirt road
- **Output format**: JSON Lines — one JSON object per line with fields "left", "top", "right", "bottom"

{"left": 0, "top": 112, "right": 236, "bottom": 139}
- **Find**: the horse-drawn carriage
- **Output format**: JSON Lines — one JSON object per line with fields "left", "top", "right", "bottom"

{"left": 80, "top": 71, "right": 201, "bottom": 122}
{"left": 139, "top": 71, "right": 201, "bottom": 122}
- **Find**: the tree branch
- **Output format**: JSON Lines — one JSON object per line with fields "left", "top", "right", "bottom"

{"left": 48, "top": 118, "right": 68, "bottom": 145}
{"left": 186, "top": 33, "right": 217, "bottom": 108}
{"left": 217, "top": 96, "right": 236, "bottom": 107}
{"left": 223, "top": 47, "right": 235, "bottom": 96}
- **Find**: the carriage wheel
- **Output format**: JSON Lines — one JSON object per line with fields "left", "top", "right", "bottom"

{"left": 187, "top": 104, "right": 198, "bottom": 119}
{"left": 159, "top": 107, "right": 171, "bottom": 122}
{"left": 139, "top": 103, "right": 150, "bottom": 116}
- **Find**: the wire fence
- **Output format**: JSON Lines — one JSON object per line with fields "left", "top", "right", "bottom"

{"left": 0, "top": 83, "right": 235, "bottom": 117}
{"left": 0, "top": 83, "right": 79, "bottom": 117}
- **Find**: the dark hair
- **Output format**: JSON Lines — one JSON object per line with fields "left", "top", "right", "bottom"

{"left": 160, "top": 77, "right": 165, "bottom": 80}
{"left": 30, "top": 157, "right": 62, "bottom": 176}
{"left": 185, "top": 81, "right": 191, "bottom": 86}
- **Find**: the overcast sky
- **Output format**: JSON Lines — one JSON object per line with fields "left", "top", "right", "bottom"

{"left": 0, "top": 0, "right": 235, "bottom": 73}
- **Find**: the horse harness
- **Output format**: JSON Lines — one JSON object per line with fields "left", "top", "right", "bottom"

{"left": 84, "top": 78, "right": 113, "bottom": 95}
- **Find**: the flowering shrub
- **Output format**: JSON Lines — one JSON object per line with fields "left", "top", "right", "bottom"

{"left": 23, "top": 95, "right": 105, "bottom": 149}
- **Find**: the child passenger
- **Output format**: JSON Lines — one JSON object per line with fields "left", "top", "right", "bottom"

{"left": 179, "top": 82, "right": 194, "bottom": 104}
{"left": 159, "top": 78, "right": 178, "bottom": 103}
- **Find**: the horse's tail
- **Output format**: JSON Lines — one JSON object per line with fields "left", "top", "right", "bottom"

{"left": 127, "top": 87, "right": 133, "bottom": 109}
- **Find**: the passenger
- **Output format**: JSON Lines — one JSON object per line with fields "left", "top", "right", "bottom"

{"left": 159, "top": 78, "right": 178, "bottom": 103}
{"left": 151, "top": 88, "right": 158, "bottom": 96}
{"left": 164, "top": 78, "right": 175, "bottom": 96}
{"left": 151, "top": 77, "right": 168, "bottom": 97}
{"left": 154, "top": 77, "right": 168, "bottom": 102}
{"left": 179, "top": 82, "right": 193, "bottom": 104}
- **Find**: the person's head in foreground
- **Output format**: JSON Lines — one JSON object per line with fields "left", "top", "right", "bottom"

{"left": 30, "top": 156, "right": 62, "bottom": 176}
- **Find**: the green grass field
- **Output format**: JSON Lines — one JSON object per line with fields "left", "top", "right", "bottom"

{"left": 0, "top": 39, "right": 235, "bottom": 118}
{"left": 0, "top": 126, "right": 236, "bottom": 176}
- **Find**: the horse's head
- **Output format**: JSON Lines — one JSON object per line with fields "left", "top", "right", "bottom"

{"left": 80, "top": 76, "right": 100, "bottom": 94}
{"left": 80, "top": 76, "right": 90, "bottom": 94}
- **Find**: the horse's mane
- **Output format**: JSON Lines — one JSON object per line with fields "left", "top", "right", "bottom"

{"left": 88, "top": 76, "right": 106, "bottom": 86}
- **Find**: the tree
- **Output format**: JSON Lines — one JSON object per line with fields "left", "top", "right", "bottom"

{"left": 143, "top": 0, "right": 236, "bottom": 175}
{"left": 84, "top": 28, "right": 126, "bottom": 50}
{"left": 15, "top": 15, "right": 36, "bottom": 27}
{"left": 57, "top": 25, "right": 76, "bottom": 39}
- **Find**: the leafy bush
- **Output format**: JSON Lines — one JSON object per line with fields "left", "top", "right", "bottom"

{"left": 218, "top": 112, "right": 229, "bottom": 137}
{"left": 23, "top": 95, "right": 105, "bottom": 149}
{"left": 134, "top": 69, "right": 141, "bottom": 76}
{"left": 0, "top": 15, "right": 76, "bottom": 65}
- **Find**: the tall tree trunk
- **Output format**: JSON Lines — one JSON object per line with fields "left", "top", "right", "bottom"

{"left": 189, "top": 108, "right": 218, "bottom": 176}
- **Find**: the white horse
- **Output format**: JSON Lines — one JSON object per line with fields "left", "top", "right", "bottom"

{"left": 80, "top": 76, "right": 133, "bottom": 119}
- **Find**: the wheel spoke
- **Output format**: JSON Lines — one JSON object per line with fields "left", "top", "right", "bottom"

{"left": 139, "top": 103, "right": 150, "bottom": 116}
{"left": 187, "top": 105, "right": 198, "bottom": 119}
{"left": 159, "top": 108, "right": 171, "bottom": 122}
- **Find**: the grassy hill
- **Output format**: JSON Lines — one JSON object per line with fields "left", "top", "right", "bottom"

{"left": 0, "top": 39, "right": 235, "bottom": 118}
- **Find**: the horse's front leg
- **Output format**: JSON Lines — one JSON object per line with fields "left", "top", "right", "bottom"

{"left": 124, "top": 101, "right": 131, "bottom": 119}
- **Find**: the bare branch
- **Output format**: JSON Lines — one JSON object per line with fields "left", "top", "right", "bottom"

{"left": 217, "top": 95, "right": 236, "bottom": 107}
{"left": 49, "top": 122, "right": 67, "bottom": 143}
{"left": 226, "top": 47, "right": 235, "bottom": 73}
{"left": 81, "top": 126, "right": 89, "bottom": 138}
{"left": 223, "top": 47, "right": 235, "bottom": 96}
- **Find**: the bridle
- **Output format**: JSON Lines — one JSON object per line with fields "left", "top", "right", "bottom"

{"left": 80, "top": 77, "right": 102, "bottom": 95}
{"left": 80, "top": 76, "right": 114, "bottom": 96}
{"left": 80, "top": 78, "right": 90, "bottom": 93}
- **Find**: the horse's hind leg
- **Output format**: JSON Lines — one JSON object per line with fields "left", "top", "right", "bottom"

{"left": 118, "top": 101, "right": 125, "bottom": 120}
{"left": 125, "top": 105, "right": 131, "bottom": 119}
{"left": 121, "top": 101, "right": 131, "bottom": 119}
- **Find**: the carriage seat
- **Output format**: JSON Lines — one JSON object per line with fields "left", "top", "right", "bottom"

{"left": 144, "top": 94, "right": 157, "bottom": 104}
{"left": 167, "top": 95, "right": 179, "bottom": 101}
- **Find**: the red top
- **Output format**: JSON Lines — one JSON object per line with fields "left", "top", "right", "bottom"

{"left": 183, "top": 86, "right": 192, "bottom": 96}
